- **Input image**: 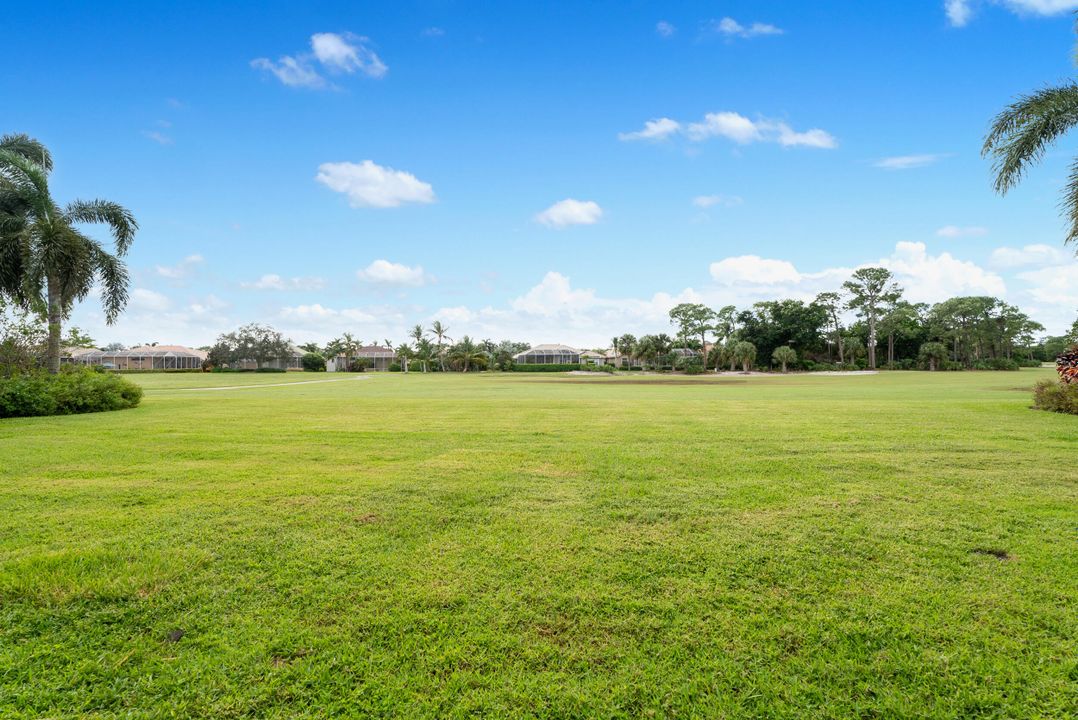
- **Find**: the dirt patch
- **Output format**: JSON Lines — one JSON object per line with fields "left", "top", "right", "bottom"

{"left": 272, "top": 649, "right": 312, "bottom": 667}
{"left": 971, "top": 547, "right": 1011, "bottom": 560}
{"left": 354, "top": 513, "right": 380, "bottom": 524}
{"left": 165, "top": 628, "right": 185, "bottom": 643}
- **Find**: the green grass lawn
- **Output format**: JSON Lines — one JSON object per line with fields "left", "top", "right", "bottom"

{"left": 1, "top": 369, "right": 1075, "bottom": 718}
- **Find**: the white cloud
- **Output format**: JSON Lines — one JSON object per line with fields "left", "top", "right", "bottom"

{"left": 310, "top": 32, "right": 387, "bottom": 78}
{"left": 421, "top": 27, "right": 446, "bottom": 37}
{"left": 685, "top": 112, "right": 837, "bottom": 148}
{"left": 936, "top": 225, "right": 988, "bottom": 237}
{"left": 252, "top": 31, "right": 387, "bottom": 89}
{"left": 1017, "top": 264, "right": 1078, "bottom": 306}
{"left": 990, "top": 243, "right": 1067, "bottom": 268}
{"left": 155, "top": 254, "right": 204, "bottom": 280}
{"left": 534, "top": 199, "right": 604, "bottom": 228}
{"left": 129, "top": 288, "right": 172, "bottom": 313}
{"left": 708, "top": 17, "right": 785, "bottom": 38}
{"left": 692, "top": 194, "right": 743, "bottom": 208}
{"left": 874, "top": 154, "right": 944, "bottom": 170}
{"left": 316, "top": 160, "right": 435, "bottom": 208}
{"left": 946, "top": 0, "right": 1078, "bottom": 27}
{"left": 618, "top": 117, "right": 681, "bottom": 142}
{"left": 656, "top": 21, "right": 676, "bottom": 38}
{"left": 881, "top": 241, "right": 1006, "bottom": 302}
{"left": 142, "top": 130, "right": 173, "bottom": 145}
{"left": 251, "top": 55, "right": 326, "bottom": 89}
{"left": 709, "top": 256, "right": 806, "bottom": 285}
{"left": 356, "top": 260, "right": 431, "bottom": 287}
{"left": 241, "top": 274, "right": 326, "bottom": 291}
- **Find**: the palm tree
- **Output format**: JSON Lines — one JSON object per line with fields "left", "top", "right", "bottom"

{"left": 0, "top": 134, "right": 138, "bottom": 373}
{"left": 448, "top": 336, "right": 484, "bottom": 372}
{"left": 983, "top": 79, "right": 1078, "bottom": 251}
{"left": 429, "top": 320, "right": 451, "bottom": 371}
{"left": 733, "top": 340, "right": 757, "bottom": 372}
{"left": 414, "top": 338, "right": 435, "bottom": 373}
{"left": 479, "top": 338, "right": 498, "bottom": 372}
{"left": 617, "top": 333, "right": 637, "bottom": 369}
{"left": 340, "top": 332, "right": 361, "bottom": 369}
{"left": 395, "top": 343, "right": 413, "bottom": 373}
{"left": 772, "top": 345, "right": 796, "bottom": 373}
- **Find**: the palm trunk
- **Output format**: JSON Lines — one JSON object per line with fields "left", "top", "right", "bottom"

{"left": 46, "top": 274, "right": 62, "bottom": 374}
{"left": 888, "top": 333, "right": 894, "bottom": 368}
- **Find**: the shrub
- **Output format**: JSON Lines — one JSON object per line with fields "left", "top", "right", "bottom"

{"left": 301, "top": 352, "right": 326, "bottom": 372}
{"left": 0, "top": 367, "right": 143, "bottom": 418}
{"left": 1032, "top": 379, "right": 1078, "bottom": 415}
{"left": 346, "top": 358, "right": 370, "bottom": 372}
{"left": 512, "top": 363, "right": 580, "bottom": 372}
{"left": 683, "top": 363, "right": 706, "bottom": 375}
{"left": 255, "top": 367, "right": 286, "bottom": 373}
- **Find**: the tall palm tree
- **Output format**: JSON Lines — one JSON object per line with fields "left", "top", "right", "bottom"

{"left": 414, "top": 338, "right": 434, "bottom": 373}
{"left": 0, "top": 134, "right": 138, "bottom": 373}
{"left": 448, "top": 336, "right": 484, "bottom": 372}
{"left": 429, "top": 320, "right": 451, "bottom": 371}
{"left": 983, "top": 80, "right": 1078, "bottom": 251}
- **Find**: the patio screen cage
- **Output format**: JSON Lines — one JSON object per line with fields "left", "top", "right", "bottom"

{"left": 68, "top": 346, "right": 207, "bottom": 370}
{"left": 513, "top": 345, "right": 581, "bottom": 365}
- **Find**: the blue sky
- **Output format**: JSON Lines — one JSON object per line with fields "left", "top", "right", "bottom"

{"left": 6, "top": 0, "right": 1078, "bottom": 346}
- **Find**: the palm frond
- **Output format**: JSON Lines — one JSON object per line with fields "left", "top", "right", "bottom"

{"left": 982, "top": 83, "right": 1078, "bottom": 194}
{"left": 65, "top": 199, "right": 138, "bottom": 255}
{"left": 1061, "top": 157, "right": 1078, "bottom": 248}
{"left": 0, "top": 134, "right": 53, "bottom": 172}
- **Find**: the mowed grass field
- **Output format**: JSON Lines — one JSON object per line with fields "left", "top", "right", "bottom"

{"left": 1, "top": 369, "right": 1075, "bottom": 718}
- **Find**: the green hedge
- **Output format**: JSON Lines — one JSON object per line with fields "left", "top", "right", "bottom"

{"left": 511, "top": 363, "right": 588, "bottom": 372}
{"left": 210, "top": 367, "right": 287, "bottom": 373}
{"left": 0, "top": 368, "right": 143, "bottom": 418}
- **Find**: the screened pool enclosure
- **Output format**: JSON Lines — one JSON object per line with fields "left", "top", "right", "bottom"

{"left": 67, "top": 345, "right": 208, "bottom": 370}
{"left": 512, "top": 344, "right": 581, "bottom": 364}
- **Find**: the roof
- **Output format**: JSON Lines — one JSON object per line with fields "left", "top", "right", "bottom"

{"left": 129, "top": 345, "right": 208, "bottom": 359}
{"left": 354, "top": 345, "right": 395, "bottom": 358}
{"left": 579, "top": 350, "right": 605, "bottom": 358}
{"left": 513, "top": 344, "right": 581, "bottom": 360}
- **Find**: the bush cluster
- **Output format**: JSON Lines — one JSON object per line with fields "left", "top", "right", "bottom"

{"left": 1032, "top": 379, "right": 1078, "bottom": 415}
{"left": 210, "top": 367, "right": 287, "bottom": 373}
{"left": 300, "top": 352, "right": 326, "bottom": 372}
{"left": 0, "top": 367, "right": 143, "bottom": 418}
{"left": 512, "top": 363, "right": 616, "bottom": 373}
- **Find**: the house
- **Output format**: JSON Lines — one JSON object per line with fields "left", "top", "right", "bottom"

{"left": 513, "top": 344, "right": 581, "bottom": 365}
{"left": 66, "top": 345, "right": 208, "bottom": 370}
{"left": 579, "top": 350, "right": 606, "bottom": 366}
{"left": 327, "top": 345, "right": 396, "bottom": 371}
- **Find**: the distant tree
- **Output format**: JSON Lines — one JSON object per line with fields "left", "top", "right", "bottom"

{"left": 669, "top": 303, "right": 716, "bottom": 359}
{"left": 843, "top": 336, "right": 866, "bottom": 366}
{"left": 843, "top": 267, "right": 902, "bottom": 369}
{"left": 0, "top": 133, "right": 139, "bottom": 373}
{"left": 298, "top": 342, "right": 322, "bottom": 354}
{"left": 340, "top": 332, "right": 361, "bottom": 367}
{"left": 711, "top": 305, "right": 738, "bottom": 371}
{"left": 395, "top": 343, "right": 413, "bottom": 373}
{"left": 919, "top": 342, "right": 948, "bottom": 371}
{"left": 102, "top": 342, "right": 126, "bottom": 352}
{"left": 448, "top": 335, "right": 484, "bottom": 372}
{"left": 209, "top": 323, "right": 290, "bottom": 369}
{"left": 772, "top": 345, "right": 796, "bottom": 373}
{"left": 1070, "top": 315, "right": 1078, "bottom": 343}
{"left": 429, "top": 321, "right": 451, "bottom": 371}
{"left": 733, "top": 340, "right": 757, "bottom": 372}
{"left": 617, "top": 333, "right": 637, "bottom": 368}
{"left": 878, "top": 301, "right": 927, "bottom": 367}
{"left": 414, "top": 338, "right": 435, "bottom": 372}
{"left": 814, "top": 292, "right": 846, "bottom": 364}
{"left": 62, "top": 326, "right": 95, "bottom": 349}
{"left": 479, "top": 338, "right": 498, "bottom": 372}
